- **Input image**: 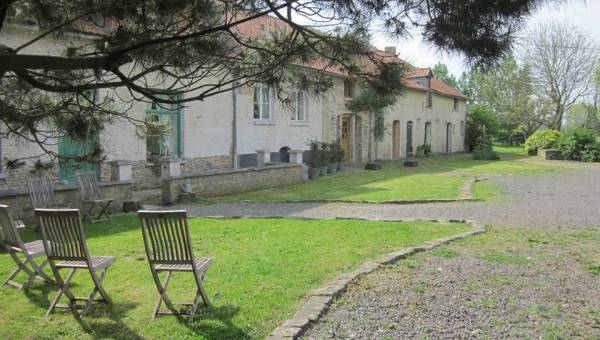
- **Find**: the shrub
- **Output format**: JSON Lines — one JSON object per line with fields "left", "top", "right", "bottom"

{"left": 319, "top": 142, "right": 330, "bottom": 166}
{"left": 416, "top": 144, "right": 431, "bottom": 157}
{"left": 524, "top": 130, "right": 561, "bottom": 156}
{"left": 581, "top": 143, "right": 600, "bottom": 162}
{"left": 557, "top": 127, "right": 599, "bottom": 161}
{"left": 327, "top": 140, "right": 344, "bottom": 163}
{"left": 466, "top": 104, "right": 498, "bottom": 152}
{"left": 472, "top": 136, "right": 499, "bottom": 160}
{"left": 307, "top": 140, "right": 321, "bottom": 168}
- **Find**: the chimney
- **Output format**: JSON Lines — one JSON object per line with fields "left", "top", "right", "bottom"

{"left": 384, "top": 46, "right": 397, "bottom": 56}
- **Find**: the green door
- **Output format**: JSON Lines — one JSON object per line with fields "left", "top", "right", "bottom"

{"left": 58, "top": 134, "right": 99, "bottom": 185}
{"left": 146, "top": 94, "right": 183, "bottom": 158}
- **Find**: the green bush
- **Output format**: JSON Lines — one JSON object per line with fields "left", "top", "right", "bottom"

{"left": 557, "top": 127, "right": 599, "bottom": 161}
{"left": 581, "top": 143, "right": 600, "bottom": 162}
{"left": 416, "top": 144, "right": 431, "bottom": 157}
{"left": 472, "top": 136, "right": 499, "bottom": 160}
{"left": 466, "top": 104, "right": 498, "bottom": 152}
{"left": 524, "top": 130, "right": 561, "bottom": 156}
{"left": 307, "top": 140, "right": 321, "bottom": 168}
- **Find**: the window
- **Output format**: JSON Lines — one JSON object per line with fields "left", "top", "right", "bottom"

{"left": 145, "top": 94, "right": 183, "bottom": 160}
{"left": 253, "top": 84, "right": 271, "bottom": 120}
{"left": 291, "top": 91, "right": 306, "bottom": 121}
{"left": 460, "top": 121, "right": 465, "bottom": 136}
{"left": 453, "top": 98, "right": 459, "bottom": 111}
{"left": 344, "top": 79, "right": 355, "bottom": 98}
{"left": 426, "top": 92, "right": 433, "bottom": 108}
{"left": 424, "top": 122, "right": 432, "bottom": 145}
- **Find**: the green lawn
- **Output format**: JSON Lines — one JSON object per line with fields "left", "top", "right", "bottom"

{"left": 210, "top": 151, "right": 560, "bottom": 203}
{"left": 0, "top": 215, "right": 470, "bottom": 339}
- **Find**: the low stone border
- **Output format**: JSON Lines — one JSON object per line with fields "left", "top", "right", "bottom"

{"left": 229, "top": 176, "right": 485, "bottom": 206}
{"left": 263, "top": 218, "right": 487, "bottom": 340}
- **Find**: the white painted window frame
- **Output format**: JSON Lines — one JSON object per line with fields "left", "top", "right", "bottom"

{"left": 253, "top": 84, "right": 271, "bottom": 121}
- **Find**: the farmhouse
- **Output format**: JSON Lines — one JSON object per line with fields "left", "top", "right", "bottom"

{"left": 0, "top": 15, "right": 467, "bottom": 193}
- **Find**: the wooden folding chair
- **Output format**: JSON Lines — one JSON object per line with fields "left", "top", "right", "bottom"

{"left": 138, "top": 210, "right": 213, "bottom": 324}
{"left": 75, "top": 172, "right": 113, "bottom": 223}
{"left": 35, "top": 208, "right": 116, "bottom": 318}
{"left": 27, "top": 176, "right": 61, "bottom": 210}
{"left": 0, "top": 205, "right": 55, "bottom": 290}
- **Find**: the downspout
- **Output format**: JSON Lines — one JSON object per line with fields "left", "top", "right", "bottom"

{"left": 231, "top": 82, "right": 238, "bottom": 168}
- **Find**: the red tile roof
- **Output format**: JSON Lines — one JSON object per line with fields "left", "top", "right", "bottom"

{"left": 72, "top": 13, "right": 467, "bottom": 99}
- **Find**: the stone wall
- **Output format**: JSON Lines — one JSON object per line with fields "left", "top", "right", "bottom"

{"left": 0, "top": 180, "right": 133, "bottom": 222}
{"left": 162, "top": 163, "right": 303, "bottom": 204}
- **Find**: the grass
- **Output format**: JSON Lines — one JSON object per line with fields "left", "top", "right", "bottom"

{"left": 0, "top": 214, "right": 470, "bottom": 339}
{"left": 210, "top": 150, "right": 560, "bottom": 203}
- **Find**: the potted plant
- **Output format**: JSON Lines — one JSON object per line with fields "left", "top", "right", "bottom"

{"left": 326, "top": 142, "right": 338, "bottom": 174}
{"left": 319, "top": 142, "right": 329, "bottom": 176}
{"left": 307, "top": 140, "right": 321, "bottom": 179}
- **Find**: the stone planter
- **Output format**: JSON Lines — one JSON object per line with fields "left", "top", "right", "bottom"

{"left": 320, "top": 165, "right": 329, "bottom": 176}
{"left": 308, "top": 167, "right": 320, "bottom": 179}
{"left": 327, "top": 163, "right": 338, "bottom": 174}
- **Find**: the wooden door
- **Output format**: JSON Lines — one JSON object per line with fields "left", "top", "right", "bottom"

{"left": 341, "top": 118, "right": 351, "bottom": 161}
{"left": 392, "top": 120, "right": 400, "bottom": 158}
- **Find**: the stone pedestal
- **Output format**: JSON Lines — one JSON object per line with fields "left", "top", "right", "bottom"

{"left": 161, "top": 157, "right": 181, "bottom": 178}
{"left": 256, "top": 150, "right": 270, "bottom": 168}
{"left": 111, "top": 160, "right": 133, "bottom": 181}
{"left": 289, "top": 150, "right": 304, "bottom": 164}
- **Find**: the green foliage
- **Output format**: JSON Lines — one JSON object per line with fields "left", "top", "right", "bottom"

{"left": 416, "top": 144, "right": 431, "bottom": 157}
{"left": 327, "top": 140, "right": 344, "bottom": 163}
{"left": 307, "top": 140, "right": 322, "bottom": 168}
{"left": 466, "top": 104, "right": 497, "bottom": 152}
{"left": 346, "top": 84, "right": 399, "bottom": 143}
{"left": 473, "top": 145, "right": 500, "bottom": 160}
{"left": 557, "top": 127, "right": 600, "bottom": 162}
{"left": 524, "top": 130, "right": 561, "bottom": 155}
{"left": 431, "top": 62, "right": 458, "bottom": 87}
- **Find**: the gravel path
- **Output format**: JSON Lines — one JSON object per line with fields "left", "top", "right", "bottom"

{"left": 178, "top": 163, "right": 600, "bottom": 228}
{"left": 303, "top": 228, "right": 600, "bottom": 339}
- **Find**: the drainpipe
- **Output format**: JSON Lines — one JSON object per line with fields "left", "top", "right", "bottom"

{"left": 231, "top": 82, "right": 238, "bottom": 168}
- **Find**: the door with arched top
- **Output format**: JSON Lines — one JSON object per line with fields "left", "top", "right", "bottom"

{"left": 392, "top": 120, "right": 400, "bottom": 158}
{"left": 406, "top": 121, "right": 413, "bottom": 156}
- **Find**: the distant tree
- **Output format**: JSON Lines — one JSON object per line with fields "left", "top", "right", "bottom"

{"left": 432, "top": 62, "right": 458, "bottom": 87}
{"left": 465, "top": 104, "right": 498, "bottom": 152}
{"left": 524, "top": 22, "right": 599, "bottom": 130}
{"left": 460, "top": 56, "right": 544, "bottom": 142}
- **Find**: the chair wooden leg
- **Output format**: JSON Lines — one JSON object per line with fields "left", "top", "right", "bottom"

{"left": 96, "top": 202, "right": 112, "bottom": 221}
{"left": 3, "top": 252, "right": 43, "bottom": 291}
{"left": 47, "top": 268, "right": 77, "bottom": 316}
{"left": 152, "top": 271, "right": 175, "bottom": 319}
{"left": 83, "top": 203, "right": 95, "bottom": 223}
{"left": 2, "top": 266, "right": 22, "bottom": 289}
{"left": 80, "top": 267, "right": 111, "bottom": 317}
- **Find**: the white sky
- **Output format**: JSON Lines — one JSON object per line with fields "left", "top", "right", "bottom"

{"left": 370, "top": 0, "right": 600, "bottom": 78}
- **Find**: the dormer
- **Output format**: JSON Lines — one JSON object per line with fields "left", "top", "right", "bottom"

{"left": 406, "top": 67, "right": 433, "bottom": 88}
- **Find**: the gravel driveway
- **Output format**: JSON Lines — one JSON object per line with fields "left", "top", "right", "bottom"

{"left": 179, "top": 163, "right": 600, "bottom": 228}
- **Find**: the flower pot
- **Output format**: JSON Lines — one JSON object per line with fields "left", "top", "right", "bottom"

{"left": 328, "top": 163, "right": 337, "bottom": 174}
{"left": 308, "top": 167, "right": 319, "bottom": 179}
{"left": 320, "top": 165, "right": 329, "bottom": 176}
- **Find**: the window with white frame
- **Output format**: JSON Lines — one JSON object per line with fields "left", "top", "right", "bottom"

{"left": 453, "top": 97, "right": 459, "bottom": 111}
{"left": 253, "top": 84, "right": 271, "bottom": 120}
{"left": 426, "top": 92, "right": 433, "bottom": 108}
{"left": 291, "top": 91, "right": 306, "bottom": 121}
{"left": 344, "top": 79, "right": 355, "bottom": 98}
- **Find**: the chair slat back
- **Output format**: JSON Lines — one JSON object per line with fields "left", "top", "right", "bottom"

{"left": 35, "top": 209, "right": 88, "bottom": 261}
{"left": 76, "top": 172, "right": 102, "bottom": 200}
{"left": 0, "top": 205, "right": 24, "bottom": 250}
{"left": 138, "top": 210, "right": 195, "bottom": 264}
{"left": 27, "top": 176, "right": 58, "bottom": 209}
